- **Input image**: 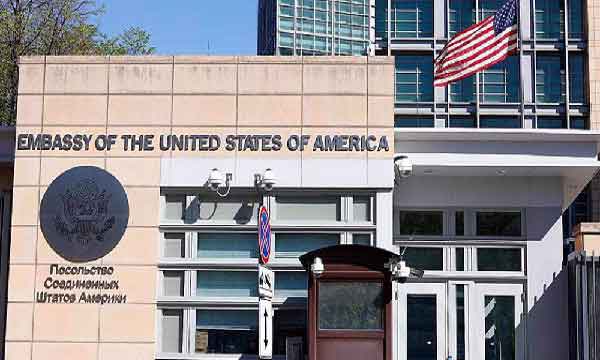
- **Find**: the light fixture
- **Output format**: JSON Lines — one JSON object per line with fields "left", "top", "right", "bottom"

{"left": 311, "top": 257, "right": 325, "bottom": 278}
{"left": 394, "top": 155, "right": 413, "bottom": 181}
{"left": 254, "top": 168, "right": 277, "bottom": 192}
{"left": 207, "top": 168, "right": 232, "bottom": 197}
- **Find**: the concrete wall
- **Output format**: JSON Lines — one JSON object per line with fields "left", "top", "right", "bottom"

{"left": 7, "top": 55, "right": 394, "bottom": 360}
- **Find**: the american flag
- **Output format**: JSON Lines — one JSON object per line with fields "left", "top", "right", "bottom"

{"left": 434, "top": 0, "right": 519, "bottom": 87}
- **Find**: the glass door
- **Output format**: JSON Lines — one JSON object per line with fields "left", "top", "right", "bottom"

{"left": 472, "top": 284, "right": 524, "bottom": 360}
{"left": 398, "top": 283, "right": 447, "bottom": 360}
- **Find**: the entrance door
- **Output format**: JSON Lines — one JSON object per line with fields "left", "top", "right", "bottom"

{"left": 472, "top": 284, "right": 524, "bottom": 360}
{"left": 398, "top": 283, "right": 447, "bottom": 360}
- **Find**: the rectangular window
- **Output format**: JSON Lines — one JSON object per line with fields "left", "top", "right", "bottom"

{"left": 375, "top": 0, "right": 388, "bottom": 40}
{"left": 456, "top": 285, "right": 466, "bottom": 360}
{"left": 395, "top": 55, "right": 434, "bottom": 103}
{"left": 399, "top": 210, "right": 443, "bottom": 236}
{"left": 275, "top": 271, "right": 308, "bottom": 297}
{"left": 535, "top": 0, "right": 564, "bottom": 39}
{"left": 569, "top": 53, "right": 585, "bottom": 104}
{"left": 404, "top": 247, "right": 444, "bottom": 270}
{"left": 164, "top": 233, "right": 185, "bottom": 258}
{"left": 449, "top": 0, "right": 475, "bottom": 36}
{"left": 479, "top": 116, "right": 521, "bottom": 129}
{"left": 353, "top": 233, "right": 372, "bottom": 246}
{"left": 538, "top": 116, "right": 566, "bottom": 129}
{"left": 484, "top": 296, "right": 515, "bottom": 360}
{"left": 477, "top": 248, "right": 522, "bottom": 271}
{"left": 275, "top": 233, "right": 339, "bottom": 257}
{"left": 195, "top": 310, "right": 257, "bottom": 354}
{"left": 161, "top": 309, "right": 183, "bottom": 353}
{"left": 568, "top": 0, "right": 584, "bottom": 39}
{"left": 450, "top": 77, "right": 475, "bottom": 103}
{"left": 456, "top": 248, "right": 465, "bottom": 271}
{"left": 407, "top": 295, "right": 437, "bottom": 358}
{"left": 353, "top": 196, "right": 371, "bottom": 222}
{"left": 449, "top": 116, "right": 476, "bottom": 128}
{"left": 164, "top": 194, "right": 185, "bottom": 221}
{"left": 390, "top": 0, "right": 433, "bottom": 38}
{"left": 274, "top": 310, "right": 307, "bottom": 356}
{"left": 455, "top": 211, "right": 464, "bottom": 236}
{"left": 196, "top": 271, "right": 257, "bottom": 297}
{"left": 476, "top": 211, "right": 522, "bottom": 237}
{"left": 197, "top": 233, "right": 257, "bottom": 258}
{"left": 570, "top": 116, "right": 588, "bottom": 130}
{"left": 193, "top": 194, "right": 259, "bottom": 224}
{"left": 394, "top": 116, "right": 434, "bottom": 128}
{"left": 536, "top": 55, "right": 565, "bottom": 103}
{"left": 319, "top": 282, "right": 384, "bottom": 330}
{"left": 479, "top": 56, "right": 520, "bottom": 103}
{"left": 276, "top": 196, "right": 340, "bottom": 222}
{"left": 163, "top": 271, "right": 184, "bottom": 296}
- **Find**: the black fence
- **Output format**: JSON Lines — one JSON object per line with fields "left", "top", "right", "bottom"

{"left": 569, "top": 251, "right": 600, "bottom": 360}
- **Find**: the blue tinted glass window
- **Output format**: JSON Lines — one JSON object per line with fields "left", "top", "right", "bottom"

{"left": 538, "top": 116, "right": 566, "bottom": 129}
{"left": 535, "top": 0, "right": 564, "bottom": 39}
{"left": 197, "top": 271, "right": 257, "bottom": 297}
{"left": 390, "top": 0, "right": 433, "bottom": 38}
{"left": 395, "top": 55, "right": 434, "bottom": 102}
{"left": 479, "top": 0, "right": 502, "bottom": 19}
{"left": 197, "top": 233, "right": 257, "bottom": 258}
{"left": 275, "top": 272, "right": 308, "bottom": 297}
{"left": 536, "top": 55, "right": 565, "bottom": 103}
{"left": 480, "top": 116, "right": 521, "bottom": 128}
{"left": 479, "top": 56, "right": 520, "bottom": 103}
{"left": 394, "top": 116, "right": 434, "bottom": 127}
{"left": 449, "top": 116, "right": 476, "bottom": 128}
{"left": 275, "top": 233, "right": 339, "bottom": 257}
{"left": 376, "top": 0, "right": 388, "bottom": 40}
{"left": 449, "top": 0, "right": 475, "bottom": 36}
{"left": 569, "top": 0, "right": 584, "bottom": 39}
{"left": 569, "top": 54, "right": 585, "bottom": 103}
{"left": 570, "top": 117, "right": 588, "bottom": 129}
{"left": 450, "top": 76, "right": 475, "bottom": 102}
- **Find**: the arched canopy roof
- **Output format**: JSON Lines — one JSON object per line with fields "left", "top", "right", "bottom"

{"left": 299, "top": 245, "right": 400, "bottom": 273}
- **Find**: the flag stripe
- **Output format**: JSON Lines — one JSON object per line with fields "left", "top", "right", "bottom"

{"left": 435, "top": 27, "right": 517, "bottom": 75}
{"left": 434, "top": 0, "right": 519, "bottom": 87}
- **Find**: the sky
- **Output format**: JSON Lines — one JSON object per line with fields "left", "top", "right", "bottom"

{"left": 97, "top": 0, "right": 258, "bottom": 55}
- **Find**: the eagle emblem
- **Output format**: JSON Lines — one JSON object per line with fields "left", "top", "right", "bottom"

{"left": 54, "top": 178, "right": 115, "bottom": 247}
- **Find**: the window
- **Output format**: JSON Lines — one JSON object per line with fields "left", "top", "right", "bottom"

{"left": 276, "top": 196, "right": 340, "bottom": 222}
{"left": 395, "top": 55, "right": 434, "bottom": 103}
{"left": 353, "top": 196, "right": 371, "bottom": 222}
{"left": 375, "top": 0, "right": 388, "bottom": 40}
{"left": 535, "top": 0, "right": 564, "bottom": 39}
{"left": 569, "top": 53, "right": 585, "bottom": 103}
{"left": 163, "top": 233, "right": 185, "bottom": 258}
{"left": 399, "top": 210, "right": 444, "bottom": 236}
{"left": 163, "top": 271, "right": 184, "bottom": 296}
{"left": 568, "top": 0, "right": 584, "bottom": 39}
{"left": 390, "top": 0, "right": 433, "bottom": 38}
{"left": 570, "top": 116, "right": 588, "bottom": 130}
{"left": 476, "top": 211, "right": 522, "bottom": 237}
{"left": 403, "top": 247, "right": 444, "bottom": 270}
{"left": 479, "top": 0, "right": 502, "bottom": 19}
{"left": 450, "top": 77, "right": 475, "bottom": 103}
{"left": 197, "top": 233, "right": 258, "bottom": 258}
{"left": 275, "top": 271, "right": 308, "bottom": 297}
{"left": 395, "top": 116, "right": 434, "bottom": 128}
{"left": 353, "top": 233, "right": 372, "bottom": 246}
{"left": 449, "top": 0, "right": 475, "bottom": 36}
{"left": 456, "top": 248, "right": 465, "bottom": 271}
{"left": 319, "top": 282, "right": 384, "bottom": 330}
{"left": 164, "top": 194, "right": 185, "bottom": 221}
{"left": 407, "top": 295, "right": 437, "bottom": 358}
{"left": 196, "top": 271, "right": 257, "bottom": 297}
{"left": 536, "top": 55, "right": 565, "bottom": 103}
{"left": 456, "top": 285, "right": 466, "bottom": 360}
{"left": 449, "top": 116, "right": 476, "bottom": 128}
{"left": 538, "top": 116, "right": 567, "bottom": 129}
{"left": 161, "top": 309, "right": 183, "bottom": 353}
{"left": 275, "top": 233, "right": 339, "bottom": 257}
{"left": 484, "top": 296, "right": 515, "bottom": 360}
{"left": 479, "top": 56, "right": 520, "bottom": 103}
{"left": 195, "top": 310, "right": 258, "bottom": 354}
{"left": 480, "top": 116, "right": 521, "bottom": 129}
{"left": 477, "top": 248, "right": 522, "bottom": 271}
{"left": 189, "top": 194, "right": 259, "bottom": 224}
{"left": 274, "top": 310, "right": 307, "bottom": 356}
{"left": 455, "top": 211, "right": 464, "bottom": 236}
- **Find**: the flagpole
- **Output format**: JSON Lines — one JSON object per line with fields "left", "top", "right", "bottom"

{"left": 518, "top": 0, "right": 525, "bottom": 127}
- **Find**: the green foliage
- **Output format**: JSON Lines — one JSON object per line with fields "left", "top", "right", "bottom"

{"left": 0, "top": 0, "right": 155, "bottom": 125}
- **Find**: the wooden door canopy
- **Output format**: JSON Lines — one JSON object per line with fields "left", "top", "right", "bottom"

{"left": 299, "top": 244, "right": 400, "bottom": 273}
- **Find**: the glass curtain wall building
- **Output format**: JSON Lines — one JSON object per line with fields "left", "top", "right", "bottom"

{"left": 258, "top": 0, "right": 588, "bottom": 129}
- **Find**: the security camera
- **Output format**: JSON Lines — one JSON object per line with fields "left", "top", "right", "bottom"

{"left": 311, "top": 257, "right": 325, "bottom": 278}
{"left": 394, "top": 155, "right": 413, "bottom": 178}
{"left": 255, "top": 168, "right": 277, "bottom": 193}
{"left": 389, "top": 260, "right": 424, "bottom": 283}
{"left": 207, "top": 168, "right": 232, "bottom": 197}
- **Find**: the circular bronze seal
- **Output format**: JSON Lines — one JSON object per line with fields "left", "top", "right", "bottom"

{"left": 40, "top": 166, "right": 129, "bottom": 262}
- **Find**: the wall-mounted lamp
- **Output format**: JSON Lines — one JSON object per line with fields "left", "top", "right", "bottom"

{"left": 311, "top": 257, "right": 325, "bottom": 278}
{"left": 207, "top": 168, "right": 232, "bottom": 198}
{"left": 254, "top": 168, "right": 277, "bottom": 193}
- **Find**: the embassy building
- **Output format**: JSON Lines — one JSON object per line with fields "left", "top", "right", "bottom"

{"left": 2, "top": 52, "right": 600, "bottom": 360}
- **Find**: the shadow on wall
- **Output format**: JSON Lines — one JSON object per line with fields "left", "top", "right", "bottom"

{"left": 522, "top": 269, "right": 570, "bottom": 360}
{"left": 185, "top": 195, "right": 256, "bottom": 225}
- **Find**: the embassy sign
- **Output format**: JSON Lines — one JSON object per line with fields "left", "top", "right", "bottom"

{"left": 40, "top": 166, "right": 129, "bottom": 263}
{"left": 17, "top": 133, "right": 390, "bottom": 153}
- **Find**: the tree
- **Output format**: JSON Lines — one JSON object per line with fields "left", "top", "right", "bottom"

{"left": 0, "top": 0, "right": 155, "bottom": 125}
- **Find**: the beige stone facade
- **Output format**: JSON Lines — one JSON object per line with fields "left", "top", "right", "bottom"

{"left": 7, "top": 55, "right": 394, "bottom": 359}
